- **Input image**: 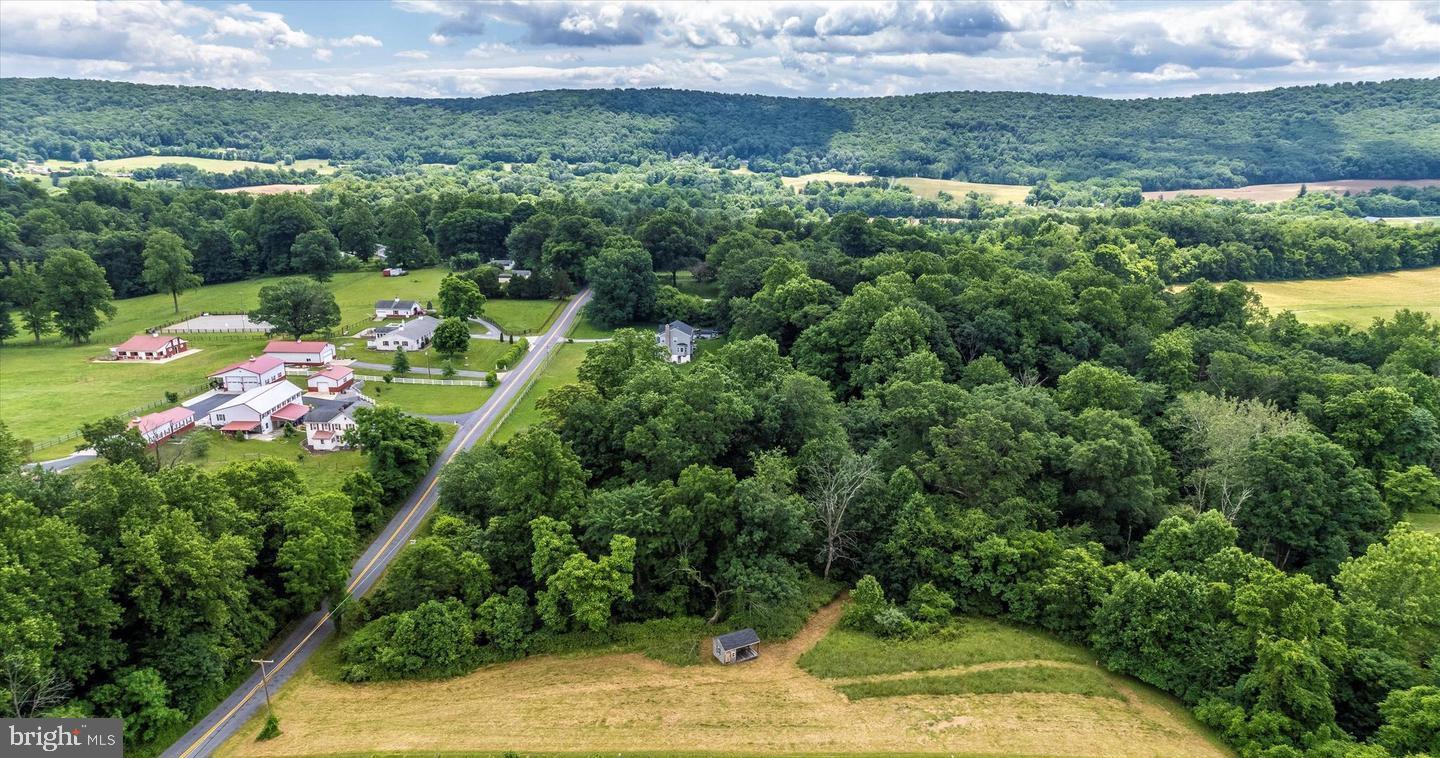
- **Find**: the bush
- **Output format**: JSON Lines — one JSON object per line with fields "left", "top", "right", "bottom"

{"left": 256, "top": 714, "right": 280, "bottom": 741}
{"left": 340, "top": 599, "right": 477, "bottom": 681}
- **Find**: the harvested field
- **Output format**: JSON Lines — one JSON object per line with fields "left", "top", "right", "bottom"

{"left": 216, "top": 184, "right": 321, "bottom": 194}
{"left": 1244, "top": 266, "right": 1440, "bottom": 324}
{"left": 216, "top": 601, "right": 1228, "bottom": 758}
{"left": 1143, "top": 178, "right": 1440, "bottom": 203}
{"left": 776, "top": 171, "right": 1030, "bottom": 204}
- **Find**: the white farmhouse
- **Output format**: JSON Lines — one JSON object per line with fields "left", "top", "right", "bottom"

{"left": 263, "top": 339, "right": 335, "bottom": 366}
{"left": 367, "top": 315, "right": 439, "bottom": 352}
{"left": 657, "top": 320, "right": 695, "bottom": 364}
{"left": 209, "top": 355, "right": 286, "bottom": 393}
{"left": 128, "top": 407, "right": 196, "bottom": 447}
{"left": 374, "top": 298, "right": 424, "bottom": 318}
{"left": 303, "top": 396, "right": 373, "bottom": 451}
{"left": 202, "top": 381, "right": 306, "bottom": 436}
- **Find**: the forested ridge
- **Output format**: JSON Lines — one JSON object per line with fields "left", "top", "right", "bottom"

{"left": 4, "top": 77, "right": 1439, "bottom": 189}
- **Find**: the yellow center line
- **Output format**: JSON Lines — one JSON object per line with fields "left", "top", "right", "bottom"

{"left": 175, "top": 293, "right": 586, "bottom": 758}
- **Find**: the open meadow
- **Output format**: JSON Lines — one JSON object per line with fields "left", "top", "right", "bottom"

{"left": 490, "top": 342, "right": 592, "bottom": 442}
{"left": 0, "top": 269, "right": 563, "bottom": 452}
{"left": 1242, "top": 265, "right": 1440, "bottom": 325}
{"left": 1143, "top": 178, "right": 1440, "bottom": 203}
{"left": 214, "top": 601, "right": 1227, "bottom": 758}
{"left": 44, "top": 155, "right": 339, "bottom": 175}
{"left": 774, "top": 171, "right": 1031, "bottom": 204}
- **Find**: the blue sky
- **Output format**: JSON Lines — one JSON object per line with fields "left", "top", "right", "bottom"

{"left": 2, "top": 1, "right": 1438, "bottom": 99}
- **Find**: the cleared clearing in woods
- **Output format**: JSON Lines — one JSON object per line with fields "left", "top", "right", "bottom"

{"left": 1243, "top": 266, "right": 1440, "bottom": 325}
{"left": 1142, "top": 178, "right": 1440, "bottom": 203}
{"left": 775, "top": 171, "right": 1032, "bottom": 204}
{"left": 214, "top": 600, "right": 1229, "bottom": 758}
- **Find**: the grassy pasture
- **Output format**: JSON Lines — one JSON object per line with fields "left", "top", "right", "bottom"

{"left": 0, "top": 270, "right": 516, "bottom": 447}
{"left": 835, "top": 662, "right": 1123, "bottom": 701}
{"left": 44, "top": 155, "right": 339, "bottom": 175}
{"left": 1142, "top": 178, "right": 1440, "bottom": 203}
{"left": 798, "top": 617, "right": 1088, "bottom": 679}
{"left": 490, "top": 343, "right": 592, "bottom": 442}
{"left": 775, "top": 170, "right": 1031, "bottom": 204}
{"left": 1242, "top": 265, "right": 1440, "bottom": 325}
{"left": 1408, "top": 512, "right": 1440, "bottom": 534}
{"left": 214, "top": 600, "right": 1227, "bottom": 758}
{"left": 367, "top": 381, "right": 494, "bottom": 416}
{"left": 482, "top": 297, "right": 566, "bottom": 334}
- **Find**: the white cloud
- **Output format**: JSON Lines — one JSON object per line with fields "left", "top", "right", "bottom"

{"left": 396, "top": 50, "right": 430, "bottom": 59}
{"left": 335, "top": 34, "right": 383, "bottom": 48}
{"left": 313, "top": 48, "right": 334, "bottom": 62}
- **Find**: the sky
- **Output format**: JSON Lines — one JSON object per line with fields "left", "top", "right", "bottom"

{"left": 1, "top": 0, "right": 1438, "bottom": 100}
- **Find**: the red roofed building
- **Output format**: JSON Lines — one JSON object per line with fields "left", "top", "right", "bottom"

{"left": 307, "top": 365, "right": 355, "bottom": 394}
{"left": 209, "top": 355, "right": 286, "bottom": 392}
{"left": 111, "top": 334, "right": 188, "bottom": 361}
{"left": 263, "top": 339, "right": 336, "bottom": 366}
{"left": 128, "top": 406, "right": 196, "bottom": 446}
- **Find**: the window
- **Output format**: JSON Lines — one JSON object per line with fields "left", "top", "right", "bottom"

{"left": 215, "top": 414, "right": 226, "bottom": 422}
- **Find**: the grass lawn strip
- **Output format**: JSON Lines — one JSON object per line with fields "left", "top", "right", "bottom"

{"left": 833, "top": 660, "right": 1122, "bottom": 701}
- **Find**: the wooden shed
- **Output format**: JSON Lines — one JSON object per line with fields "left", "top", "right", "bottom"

{"left": 712, "top": 628, "right": 760, "bottom": 664}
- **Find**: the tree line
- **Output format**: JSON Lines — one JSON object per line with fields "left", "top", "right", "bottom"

{"left": 3, "top": 77, "right": 1437, "bottom": 190}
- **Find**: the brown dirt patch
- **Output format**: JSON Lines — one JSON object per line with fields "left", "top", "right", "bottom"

{"left": 217, "top": 600, "right": 1228, "bottom": 758}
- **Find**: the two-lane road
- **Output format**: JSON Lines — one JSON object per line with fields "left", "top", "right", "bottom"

{"left": 162, "top": 289, "right": 592, "bottom": 758}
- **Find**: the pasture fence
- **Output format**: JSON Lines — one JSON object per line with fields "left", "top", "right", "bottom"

{"left": 355, "top": 374, "right": 491, "bottom": 388}
{"left": 29, "top": 381, "right": 213, "bottom": 456}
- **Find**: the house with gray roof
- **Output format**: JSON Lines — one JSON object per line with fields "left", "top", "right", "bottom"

{"left": 374, "top": 298, "right": 425, "bottom": 318}
{"left": 712, "top": 628, "right": 759, "bottom": 664}
{"left": 657, "top": 320, "right": 695, "bottom": 364}
{"left": 367, "top": 315, "right": 439, "bottom": 352}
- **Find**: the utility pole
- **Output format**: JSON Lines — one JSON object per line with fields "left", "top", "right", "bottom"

{"left": 251, "top": 658, "right": 275, "bottom": 716}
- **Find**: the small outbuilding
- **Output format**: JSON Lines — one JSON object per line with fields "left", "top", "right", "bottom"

{"left": 111, "top": 334, "right": 189, "bottom": 361}
{"left": 712, "top": 628, "right": 760, "bottom": 665}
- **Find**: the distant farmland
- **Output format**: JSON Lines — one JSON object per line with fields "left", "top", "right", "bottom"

{"left": 43, "top": 155, "right": 339, "bottom": 175}
{"left": 1244, "top": 266, "right": 1440, "bottom": 325}
{"left": 775, "top": 170, "right": 1032, "bottom": 204}
{"left": 1143, "top": 178, "right": 1440, "bottom": 203}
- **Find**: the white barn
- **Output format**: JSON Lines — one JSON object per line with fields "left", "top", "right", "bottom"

{"left": 202, "top": 381, "right": 306, "bottom": 436}
{"left": 209, "top": 355, "right": 286, "bottom": 393}
{"left": 263, "top": 339, "right": 336, "bottom": 366}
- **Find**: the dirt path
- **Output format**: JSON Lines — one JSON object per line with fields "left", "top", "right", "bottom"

{"left": 219, "top": 600, "right": 1230, "bottom": 758}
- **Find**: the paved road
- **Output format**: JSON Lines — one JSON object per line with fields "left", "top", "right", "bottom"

{"left": 34, "top": 449, "right": 97, "bottom": 472}
{"left": 161, "top": 289, "right": 592, "bottom": 758}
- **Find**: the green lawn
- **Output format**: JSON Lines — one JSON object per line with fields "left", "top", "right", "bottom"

{"left": 1242, "top": 266, "right": 1440, "bottom": 325}
{"left": 368, "top": 381, "right": 494, "bottom": 415}
{"left": 394, "top": 339, "right": 510, "bottom": 373}
{"left": 836, "top": 663, "right": 1122, "bottom": 701}
{"left": 662, "top": 270, "right": 719, "bottom": 299}
{"left": 161, "top": 428, "right": 365, "bottom": 493}
{"left": 490, "top": 343, "right": 593, "bottom": 442}
{"left": 1407, "top": 512, "right": 1440, "bottom": 534}
{"left": 798, "top": 616, "right": 1089, "bottom": 679}
{"left": 0, "top": 271, "right": 461, "bottom": 447}
{"left": 483, "top": 298, "right": 565, "bottom": 334}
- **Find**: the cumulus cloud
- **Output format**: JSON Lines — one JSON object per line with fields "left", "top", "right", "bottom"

{"left": 2, "top": 0, "right": 1438, "bottom": 99}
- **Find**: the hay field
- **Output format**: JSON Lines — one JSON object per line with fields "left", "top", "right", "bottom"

{"left": 1244, "top": 266, "right": 1440, "bottom": 324}
{"left": 216, "top": 184, "right": 321, "bottom": 195}
{"left": 1143, "top": 178, "right": 1440, "bottom": 203}
{"left": 777, "top": 171, "right": 1030, "bottom": 204}
{"left": 215, "top": 601, "right": 1227, "bottom": 758}
{"left": 44, "top": 156, "right": 339, "bottom": 175}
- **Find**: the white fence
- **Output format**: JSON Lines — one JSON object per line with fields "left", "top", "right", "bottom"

{"left": 355, "top": 374, "right": 492, "bottom": 387}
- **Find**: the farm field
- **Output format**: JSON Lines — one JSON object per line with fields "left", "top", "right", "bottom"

{"left": 776, "top": 171, "right": 1031, "bottom": 204}
{"left": 0, "top": 270, "right": 454, "bottom": 449}
{"left": 490, "top": 343, "right": 592, "bottom": 442}
{"left": 44, "top": 155, "right": 339, "bottom": 174}
{"left": 213, "top": 601, "right": 1227, "bottom": 758}
{"left": 1242, "top": 266, "right": 1440, "bottom": 324}
{"left": 216, "top": 184, "right": 321, "bottom": 195}
{"left": 1142, "top": 178, "right": 1440, "bottom": 203}
{"left": 368, "top": 380, "right": 494, "bottom": 416}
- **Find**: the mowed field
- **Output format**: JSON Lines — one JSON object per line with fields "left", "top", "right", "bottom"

{"left": 0, "top": 269, "right": 562, "bottom": 449}
{"left": 1243, "top": 266, "right": 1440, "bottom": 324}
{"left": 44, "top": 156, "right": 339, "bottom": 175}
{"left": 776, "top": 171, "right": 1031, "bottom": 204}
{"left": 490, "top": 342, "right": 592, "bottom": 442}
{"left": 1143, "top": 178, "right": 1440, "bottom": 203}
{"left": 214, "top": 601, "right": 1227, "bottom": 758}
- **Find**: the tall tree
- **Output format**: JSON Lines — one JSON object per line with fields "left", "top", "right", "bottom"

{"left": 249, "top": 278, "right": 340, "bottom": 338}
{"left": 290, "top": 228, "right": 341, "bottom": 282}
{"left": 380, "top": 203, "right": 432, "bottom": 269}
{"left": 432, "top": 317, "right": 470, "bottom": 360}
{"left": 337, "top": 201, "right": 379, "bottom": 260}
{"left": 584, "top": 237, "right": 656, "bottom": 329}
{"left": 42, "top": 248, "right": 115, "bottom": 344}
{"left": 438, "top": 275, "right": 486, "bottom": 320}
{"left": 4, "top": 260, "right": 50, "bottom": 343}
{"left": 804, "top": 449, "right": 877, "bottom": 578}
{"left": 141, "top": 230, "right": 202, "bottom": 313}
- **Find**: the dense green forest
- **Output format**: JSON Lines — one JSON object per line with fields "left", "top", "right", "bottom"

{"left": 2, "top": 151, "right": 1438, "bottom": 757}
{"left": 3, "top": 77, "right": 1439, "bottom": 189}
